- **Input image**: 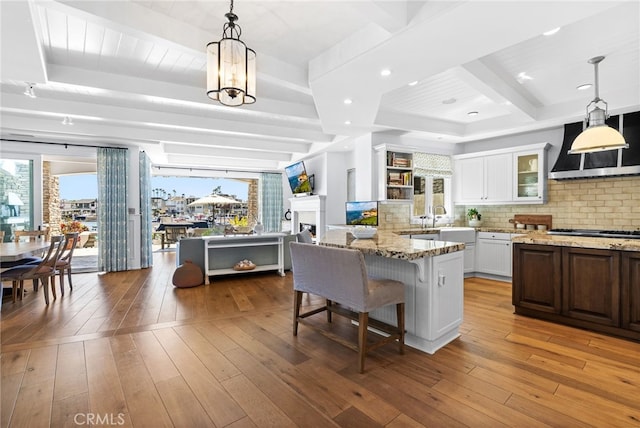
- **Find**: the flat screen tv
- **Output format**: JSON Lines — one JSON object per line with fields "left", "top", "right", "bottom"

{"left": 345, "top": 201, "right": 378, "bottom": 226}
{"left": 285, "top": 161, "right": 313, "bottom": 194}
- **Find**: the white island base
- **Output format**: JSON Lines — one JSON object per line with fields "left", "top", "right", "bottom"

{"left": 365, "top": 251, "right": 464, "bottom": 354}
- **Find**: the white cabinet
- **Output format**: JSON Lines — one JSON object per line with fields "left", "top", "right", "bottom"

{"left": 454, "top": 154, "right": 512, "bottom": 204}
{"left": 513, "top": 147, "right": 549, "bottom": 203}
{"left": 453, "top": 143, "right": 549, "bottom": 205}
{"left": 475, "top": 232, "right": 524, "bottom": 278}
{"left": 375, "top": 146, "right": 413, "bottom": 201}
{"left": 424, "top": 251, "right": 464, "bottom": 340}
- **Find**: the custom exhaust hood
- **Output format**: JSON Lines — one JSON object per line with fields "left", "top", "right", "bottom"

{"left": 550, "top": 111, "right": 640, "bottom": 180}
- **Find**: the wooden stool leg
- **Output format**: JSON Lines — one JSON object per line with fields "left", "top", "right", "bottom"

{"left": 50, "top": 276, "right": 57, "bottom": 300}
{"left": 358, "top": 312, "right": 369, "bottom": 373}
{"left": 293, "top": 290, "right": 303, "bottom": 336}
{"left": 396, "top": 303, "right": 405, "bottom": 355}
{"left": 12, "top": 281, "right": 18, "bottom": 303}
{"left": 326, "top": 299, "right": 332, "bottom": 322}
{"left": 67, "top": 268, "right": 73, "bottom": 290}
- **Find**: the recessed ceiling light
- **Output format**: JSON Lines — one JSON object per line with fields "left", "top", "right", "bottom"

{"left": 516, "top": 72, "right": 533, "bottom": 83}
{"left": 380, "top": 69, "right": 391, "bottom": 77}
{"left": 408, "top": 81, "right": 418, "bottom": 86}
{"left": 577, "top": 83, "right": 592, "bottom": 91}
{"left": 344, "top": 98, "right": 352, "bottom": 105}
{"left": 467, "top": 111, "right": 479, "bottom": 116}
{"left": 442, "top": 98, "right": 457, "bottom": 105}
{"left": 543, "top": 27, "right": 561, "bottom": 36}
{"left": 345, "top": 120, "right": 351, "bottom": 125}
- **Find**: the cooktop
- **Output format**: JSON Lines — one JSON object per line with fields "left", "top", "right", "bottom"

{"left": 547, "top": 229, "right": 640, "bottom": 239}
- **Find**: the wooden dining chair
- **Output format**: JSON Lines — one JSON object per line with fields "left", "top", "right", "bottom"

{"left": 53, "top": 232, "right": 80, "bottom": 295}
{"left": 0, "top": 235, "right": 65, "bottom": 304}
{"left": 14, "top": 228, "right": 50, "bottom": 243}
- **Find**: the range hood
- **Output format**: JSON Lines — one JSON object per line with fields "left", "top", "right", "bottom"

{"left": 550, "top": 111, "right": 640, "bottom": 180}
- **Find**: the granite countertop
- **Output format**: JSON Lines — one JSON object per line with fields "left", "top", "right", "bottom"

{"left": 319, "top": 229, "right": 464, "bottom": 261}
{"left": 512, "top": 234, "right": 640, "bottom": 252}
{"left": 393, "top": 226, "right": 534, "bottom": 235}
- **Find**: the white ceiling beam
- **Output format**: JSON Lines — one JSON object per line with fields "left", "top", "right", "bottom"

{"left": 0, "top": 112, "right": 312, "bottom": 154}
{"left": 0, "top": 1, "right": 48, "bottom": 83}
{"left": 47, "top": 64, "right": 321, "bottom": 125}
{"left": 457, "top": 61, "right": 539, "bottom": 121}
{"left": 164, "top": 154, "right": 280, "bottom": 171}
{"left": 374, "top": 110, "right": 465, "bottom": 137}
{"left": 1, "top": 91, "right": 327, "bottom": 144}
{"left": 161, "top": 143, "right": 292, "bottom": 162}
{"left": 345, "top": 2, "right": 407, "bottom": 33}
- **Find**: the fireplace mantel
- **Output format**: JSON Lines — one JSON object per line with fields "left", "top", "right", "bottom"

{"left": 290, "top": 195, "right": 326, "bottom": 240}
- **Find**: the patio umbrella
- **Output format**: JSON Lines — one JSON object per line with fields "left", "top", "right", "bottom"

{"left": 188, "top": 194, "right": 239, "bottom": 222}
{"left": 188, "top": 194, "right": 238, "bottom": 206}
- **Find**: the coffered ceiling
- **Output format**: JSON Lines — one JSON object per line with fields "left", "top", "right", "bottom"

{"left": 1, "top": 1, "right": 638, "bottom": 173}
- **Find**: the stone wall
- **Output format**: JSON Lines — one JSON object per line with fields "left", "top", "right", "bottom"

{"left": 247, "top": 179, "right": 258, "bottom": 225}
{"left": 42, "top": 161, "right": 62, "bottom": 235}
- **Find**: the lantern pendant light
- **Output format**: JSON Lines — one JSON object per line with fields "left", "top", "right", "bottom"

{"left": 206, "top": 0, "right": 256, "bottom": 106}
{"left": 569, "top": 56, "right": 627, "bottom": 154}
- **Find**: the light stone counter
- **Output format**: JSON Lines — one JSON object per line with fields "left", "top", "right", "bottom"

{"left": 512, "top": 233, "right": 640, "bottom": 252}
{"left": 318, "top": 228, "right": 465, "bottom": 355}
{"left": 321, "top": 229, "right": 464, "bottom": 261}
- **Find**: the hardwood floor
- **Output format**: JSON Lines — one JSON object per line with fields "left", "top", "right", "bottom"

{"left": 2, "top": 250, "right": 639, "bottom": 427}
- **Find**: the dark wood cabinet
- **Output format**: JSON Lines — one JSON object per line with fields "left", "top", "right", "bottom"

{"left": 513, "top": 244, "right": 639, "bottom": 342}
{"left": 622, "top": 251, "right": 640, "bottom": 333}
{"left": 512, "top": 244, "right": 562, "bottom": 313}
{"left": 562, "top": 247, "right": 620, "bottom": 327}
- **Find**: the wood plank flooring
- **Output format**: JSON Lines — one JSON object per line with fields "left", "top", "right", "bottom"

{"left": 2, "top": 250, "right": 640, "bottom": 427}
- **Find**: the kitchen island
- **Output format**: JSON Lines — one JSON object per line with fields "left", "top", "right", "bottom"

{"left": 512, "top": 234, "right": 640, "bottom": 341}
{"left": 320, "top": 229, "right": 465, "bottom": 354}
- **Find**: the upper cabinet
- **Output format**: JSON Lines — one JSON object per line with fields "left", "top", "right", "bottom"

{"left": 453, "top": 143, "right": 550, "bottom": 205}
{"left": 513, "top": 146, "right": 549, "bottom": 203}
{"left": 375, "top": 146, "right": 414, "bottom": 201}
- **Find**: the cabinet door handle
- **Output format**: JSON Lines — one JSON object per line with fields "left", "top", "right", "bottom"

{"left": 438, "top": 273, "right": 446, "bottom": 287}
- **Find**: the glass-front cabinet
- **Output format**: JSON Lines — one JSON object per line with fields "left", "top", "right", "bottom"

{"left": 513, "top": 147, "right": 548, "bottom": 203}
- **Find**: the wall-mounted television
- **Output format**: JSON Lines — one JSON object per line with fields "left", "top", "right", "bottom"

{"left": 346, "top": 201, "right": 378, "bottom": 226}
{"left": 285, "top": 161, "right": 313, "bottom": 195}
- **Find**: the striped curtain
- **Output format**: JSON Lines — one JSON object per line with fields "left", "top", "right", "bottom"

{"left": 139, "top": 152, "right": 153, "bottom": 268}
{"left": 97, "top": 148, "right": 129, "bottom": 272}
{"left": 260, "top": 172, "right": 283, "bottom": 233}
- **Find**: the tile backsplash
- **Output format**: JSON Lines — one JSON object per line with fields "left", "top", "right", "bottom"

{"left": 456, "top": 176, "right": 640, "bottom": 230}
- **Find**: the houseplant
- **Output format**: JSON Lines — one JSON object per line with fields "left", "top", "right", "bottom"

{"left": 467, "top": 208, "right": 482, "bottom": 227}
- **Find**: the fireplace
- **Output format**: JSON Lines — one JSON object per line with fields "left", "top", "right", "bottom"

{"left": 289, "top": 195, "right": 326, "bottom": 240}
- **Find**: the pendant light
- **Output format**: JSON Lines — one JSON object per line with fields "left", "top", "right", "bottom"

{"left": 569, "top": 56, "right": 627, "bottom": 154}
{"left": 206, "top": 0, "right": 256, "bottom": 106}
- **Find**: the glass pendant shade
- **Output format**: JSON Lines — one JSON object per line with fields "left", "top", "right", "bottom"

{"left": 569, "top": 124, "right": 627, "bottom": 154}
{"left": 206, "top": 2, "right": 256, "bottom": 107}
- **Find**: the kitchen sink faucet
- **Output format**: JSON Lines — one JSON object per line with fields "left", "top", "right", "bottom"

{"left": 432, "top": 205, "right": 447, "bottom": 228}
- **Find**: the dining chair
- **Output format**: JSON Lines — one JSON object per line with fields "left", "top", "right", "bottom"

{"left": 27, "top": 232, "right": 79, "bottom": 296}
{"left": 0, "top": 235, "right": 65, "bottom": 304}
{"left": 289, "top": 242, "right": 405, "bottom": 373}
{"left": 14, "top": 228, "right": 50, "bottom": 242}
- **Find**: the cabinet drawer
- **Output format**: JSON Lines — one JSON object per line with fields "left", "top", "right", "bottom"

{"left": 477, "top": 232, "right": 511, "bottom": 240}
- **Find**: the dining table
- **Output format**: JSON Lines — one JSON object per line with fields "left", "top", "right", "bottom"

{"left": 0, "top": 241, "right": 50, "bottom": 262}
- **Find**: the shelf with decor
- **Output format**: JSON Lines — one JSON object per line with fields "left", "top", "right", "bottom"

{"left": 375, "top": 146, "right": 414, "bottom": 201}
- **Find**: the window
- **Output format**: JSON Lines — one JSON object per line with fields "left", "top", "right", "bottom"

{"left": 0, "top": 159, "right": 35, "bottom": 241}
{"left": 412, "top": 153, "right": 452, "bottom": 225}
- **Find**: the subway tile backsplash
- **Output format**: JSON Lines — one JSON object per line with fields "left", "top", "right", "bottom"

{"left": 457, "top": 176, "right": 640, "bottom": 230}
